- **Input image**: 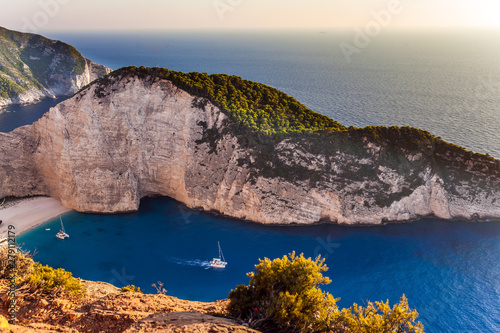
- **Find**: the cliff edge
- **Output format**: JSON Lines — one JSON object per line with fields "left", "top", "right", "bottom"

{"left": 0, "top": 279, "right": 256, "bottom": 333}
{"left": 0, "top": 67, "right": 498, "bottom": 225}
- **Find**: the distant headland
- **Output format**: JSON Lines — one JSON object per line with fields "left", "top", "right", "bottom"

{"left": 0, "top": 26, "right": 109, "bottom": 110}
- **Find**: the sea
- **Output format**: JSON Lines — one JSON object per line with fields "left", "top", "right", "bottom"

{"left": 3, "top": 29, "right": 500, "bottom": 332}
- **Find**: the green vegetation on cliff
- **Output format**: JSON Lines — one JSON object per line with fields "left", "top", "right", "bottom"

{"left": 92, "top": 66, "right": 353, "bottom": 185}
{"left": 98, "top": 67, "right": 493, "bottom": 162}
{"left": 97, "top": 66, "right": 346, "bottom": 136}
{"left": 228, "top": 252, "right": 424, "bottom": 332}
{"left": 91, "top": 66, "right": 499, "bottom": 209}
{"left": 0, "top": 75, "right": 24, "bottom": 99}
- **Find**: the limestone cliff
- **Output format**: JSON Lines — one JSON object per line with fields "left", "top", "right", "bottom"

{"left": 0, "top": 68, "right": 499, "bottom": 225}
{"left": 0, "top": 26, "right": 110, "bottom": 109}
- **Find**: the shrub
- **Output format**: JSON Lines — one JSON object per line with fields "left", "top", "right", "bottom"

{"left": 121, "top": 284, "right": 143, "bottom": 293}
{"left": 151, "top": 281, "right": 167, "bottom": 295}
{"left": 0, "top": 246, "right": 35, "bottom": 281}
{"left": 229, "top": 253, "right": 424, "bottom": 333}
{"left": 228, "top": 252, "right": 339, "bottom": 332}
{"left": 26, "top": 263, "right": 84, "bottom": 297}
{"left": 1, "top": 246, "right": 84, "bottom": 297}
{"left": 331, "top": 295, "right": 424, "bottom": 333}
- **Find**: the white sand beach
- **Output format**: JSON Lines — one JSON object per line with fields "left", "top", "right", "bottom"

{"left": 0, "top": 197, "right": 72, "bottom": 239}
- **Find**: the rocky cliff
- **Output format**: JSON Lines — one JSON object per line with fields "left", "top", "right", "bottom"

{"left": 0, "top": 26, "right": 110, "bottom": 109}
{"left": 0, "top": 279, "right": 256, "bottom": 333}
{"left": 0, "top": 67, "right": 499, "bottom": 225}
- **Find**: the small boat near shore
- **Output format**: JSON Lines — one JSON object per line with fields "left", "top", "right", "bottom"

{"left": 209, "top": 241, "right": 227, "bottom": 268}
{"left": 56, "top": 216, "right": 69, "bottom": 239}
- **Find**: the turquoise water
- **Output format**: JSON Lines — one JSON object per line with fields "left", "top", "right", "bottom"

{"left": 3, "top": 30, "right": 500, "bottom": 332}
{"left": 17, "top": 197, "right": 500, "bottom": 332}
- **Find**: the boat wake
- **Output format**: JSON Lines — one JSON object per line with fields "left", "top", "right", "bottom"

{"left": 166, "top": 257, "right": 212, "bottom": 269}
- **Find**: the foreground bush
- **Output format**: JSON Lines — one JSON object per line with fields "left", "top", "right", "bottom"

{"left": 0, "top": 246, "right": 34, "bottom": 280}
{"left": 229, "top": 252, "right": 337, "bottom": 332}
{"left": 27, "top": 263, "right": 84, "bottom": 297}
{"left": 331, "top": 295, "right": 424, "bottom": 333}
{"left": 228, "top": 252, "right": 424, "bottom": 333}
{"left": 1, "top": 246, "right": 84, "bottom": 297}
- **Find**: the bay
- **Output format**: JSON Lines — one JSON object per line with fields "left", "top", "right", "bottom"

{"left": 17, "top": 197, "right": 500, "bottom": 333}
{"left": 3, "top": 29, "right": 500, "bottom": 332}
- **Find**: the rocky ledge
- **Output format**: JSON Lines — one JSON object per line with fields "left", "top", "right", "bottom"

{"left": 0, "top": 67, "right": 498, "bottom": 225}
{"left": 0, "top": 279, "right": 257, "bottom": 333}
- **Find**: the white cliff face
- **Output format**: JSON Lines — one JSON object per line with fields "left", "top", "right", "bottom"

{"left": 0, "top": 75, "right": 499, "bottom": 225}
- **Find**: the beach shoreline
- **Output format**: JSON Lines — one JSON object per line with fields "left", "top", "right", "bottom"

{"left": 0, "top": 197, "right": 72, "bottom": 241}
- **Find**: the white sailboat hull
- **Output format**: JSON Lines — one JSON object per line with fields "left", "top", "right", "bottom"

{"left": 209, "top": 258, "right": 227, "bottom": 268}
{"left": 56, "top": 231, "right": 69, "bottom": 239}
{"left": 56, "top": 216, "right": 69, "bottom": 239}
{"left": 209, "top": 242, "right": 227, "bottom": 268}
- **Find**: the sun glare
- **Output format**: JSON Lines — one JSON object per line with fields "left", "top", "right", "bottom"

{"left": 480, "top": 1, "right": 500, "bottom": 27}
{"left": 459, "top": 0, "right": 500, "bottom": 28}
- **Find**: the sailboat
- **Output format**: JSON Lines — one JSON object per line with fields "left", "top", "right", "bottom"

{"left": 209, "top": 241, "right": 227, "bottom": 268}
{"left": 56, "top": 216, "right": 69, "bottom": 239}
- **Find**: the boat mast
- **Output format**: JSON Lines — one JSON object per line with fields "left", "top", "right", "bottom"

{"left": 60, "top": 216, "right": 65, "bottom": 233}
{"left": 218, "top": 241, "right": 225, "bottom": 262}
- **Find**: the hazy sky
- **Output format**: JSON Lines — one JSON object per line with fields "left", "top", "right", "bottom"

{"left": 2, "top": 0, "right": 500, "bottom": 33}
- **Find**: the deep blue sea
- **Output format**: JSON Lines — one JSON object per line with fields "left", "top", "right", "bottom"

{"left": 3, "top": 30, "right": 500, "bottom": 332}
{"left": 17, "top": 198, "right": 500, "bottom": 332}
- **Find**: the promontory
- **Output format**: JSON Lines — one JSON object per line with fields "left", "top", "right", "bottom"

{"left": 0, "top": 66, "right": 498, "bottom": 224}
